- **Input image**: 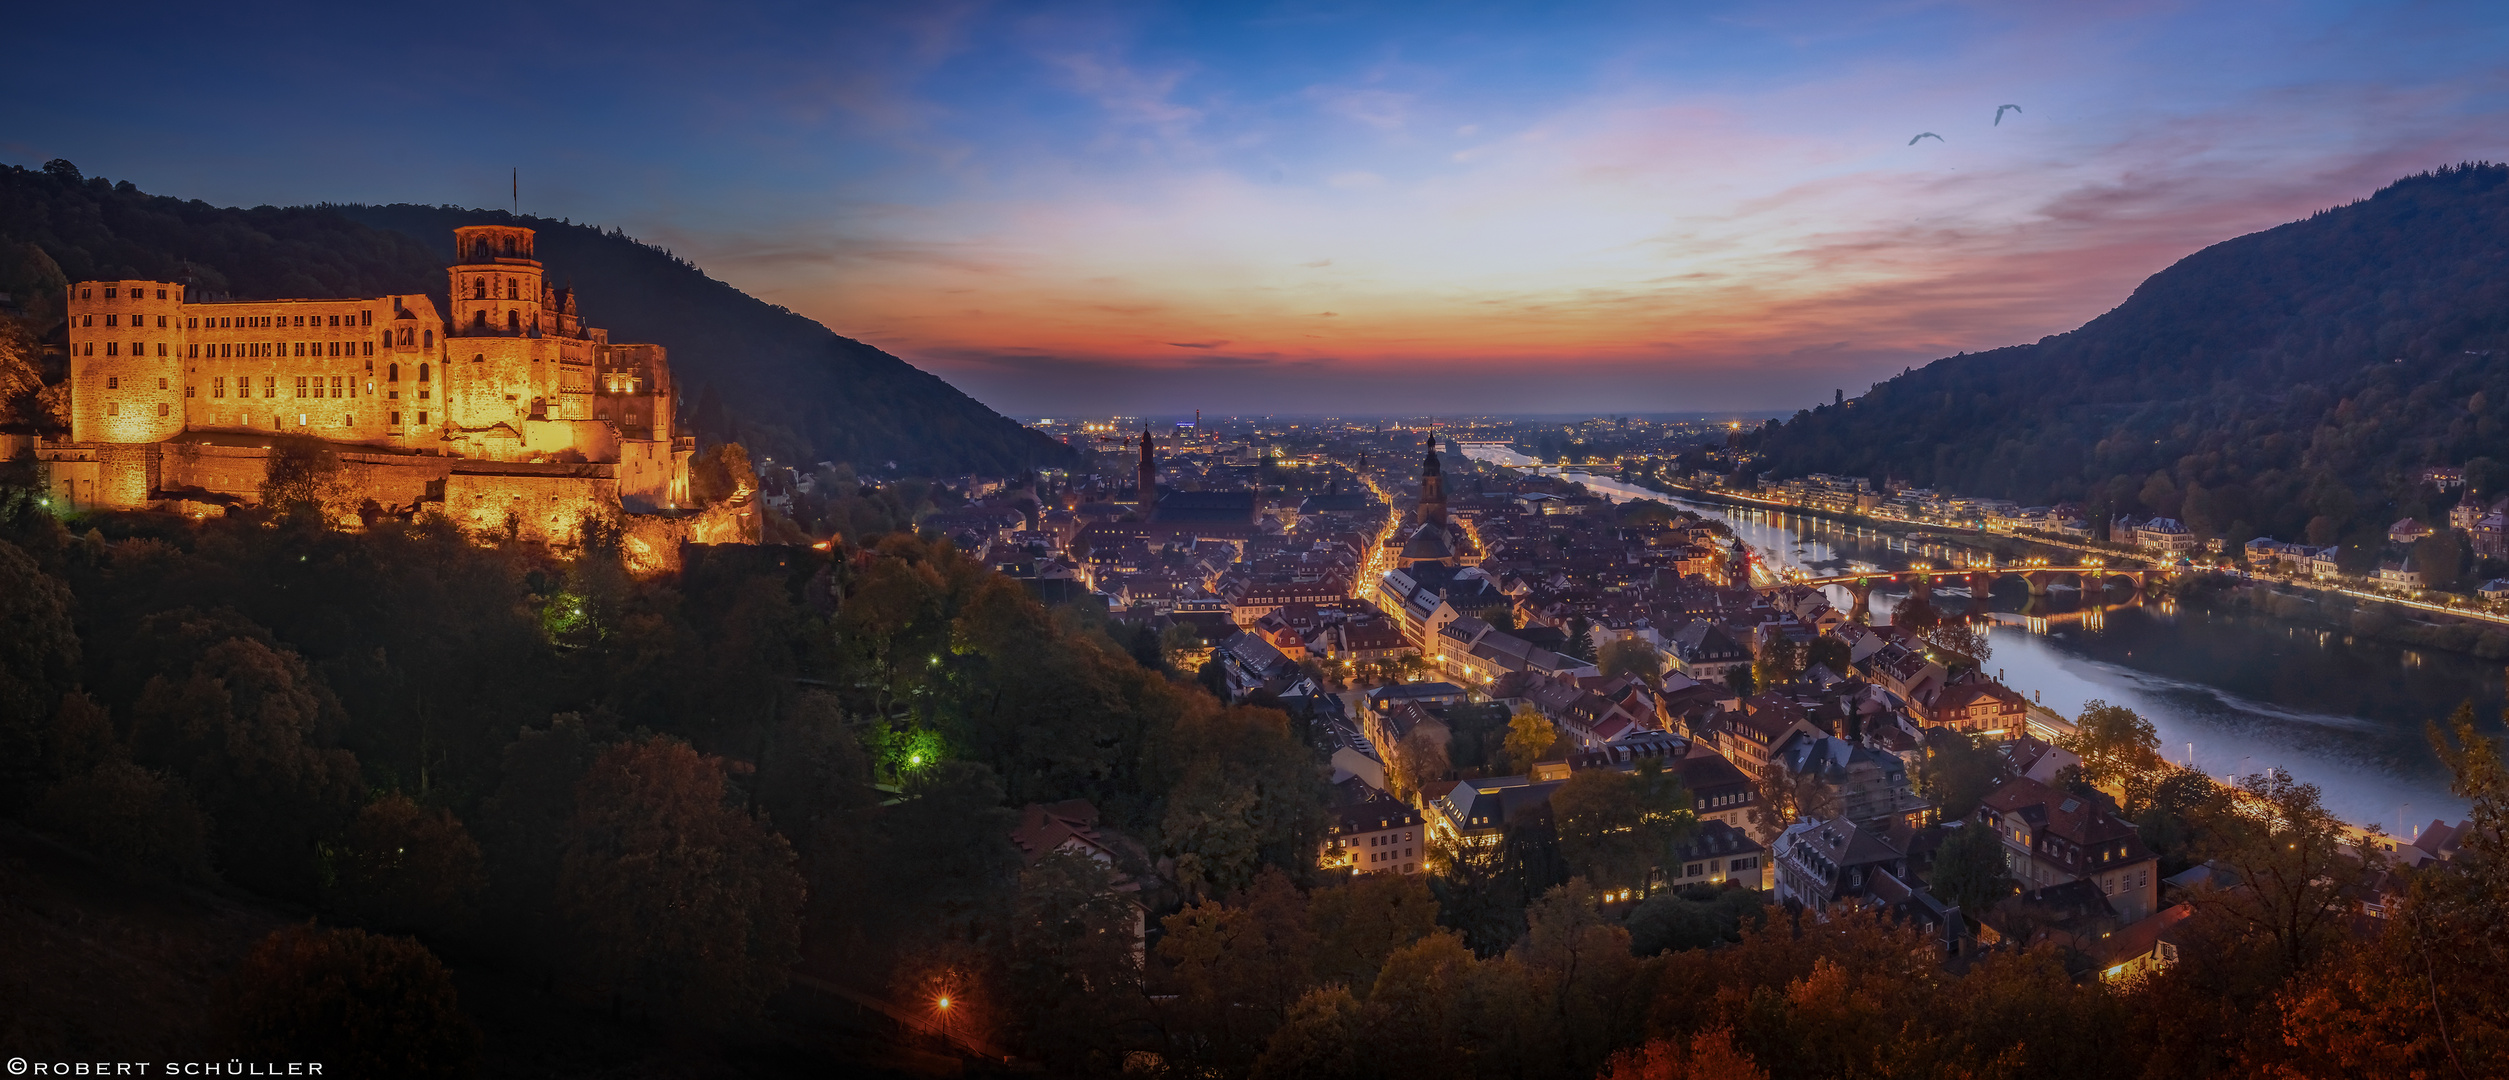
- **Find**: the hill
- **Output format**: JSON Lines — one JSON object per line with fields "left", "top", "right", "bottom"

{"left": 0, "top": 159, "right": 1074, "bottom": 477}
{"left": 1753, "top": 163, "right": 2509, "bottom": 552}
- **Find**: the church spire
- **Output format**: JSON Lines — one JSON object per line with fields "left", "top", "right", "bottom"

{"left": 1419, "top": 428, "right": 1447, "bottom": 528}
{"left": 1136, "top": 424, "right": 1157, "bottom": 507}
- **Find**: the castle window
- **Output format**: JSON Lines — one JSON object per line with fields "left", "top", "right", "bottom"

{"left": 391, "top": 411, "right": 400, "bottom": 425}
{"left": 295, "top": 377, "right": 307, "bottom": 398}
{"left": 158, "top": 377, "right": 167, "bottom": 390}
{"left": 105, "top": 313, "right": 118, "bottom": 327}
{"left": 417, "top": 412, "right": 428, "bottom": 425}
{"left": 264, "top": 377, "right": 275, "bottom": 398}
{"left": 157, "top": 289, "right": 167, "bottom": 300}
{"left": 473, "top": 311, "right": 487, "bottom": 329}
{"left": 508, "top": 311, "right": 521, "bottom": 332}
{"left": 157, "top": 343, "right": 168, "bottom": 356}
{"left": 106, "top": 342, "right": 117, "bottom": 356}
{"left": 361, "top": 310, "right": 371, "bottom": 326}
{"left": 344, "top": 415, "right": 353, "bottom": 427}
{"left": 108, "top": 402, "right": 118, "bottom": 416}
{"left": 389, "top": 363, "right": 399, "bottom": 381}
{"left": 187, "top": 319, "right": 196, "bottom": 329}
{"left": 419, "top": 363, "right": 430, "bottom": 381}
{"left": 107, "top": 376, "right": 118, "bottom": 389}
{"left": 157, "top": 315, "right": 167, "bottom": 328}
{"left": 104, "top": 287, "right": 117, "bottom": 299}
{"left": 331, "top": 376, "right": 344, "bottom": 398}
{"left": 132, "top": 341, "right": 142, "bottom": 356}
{"left": 474, "top": 278, "right": 486, "bottom": 300}
{"left": 214, "top": 377, "right": 225, "bottom": 398}
{"left": 185, "top": 385, "right": 194, "bottom": 398}
{"left": 423, "top": 329, "right": 432, "bottom": 348}
{"left": 363, "top": 341, "right": 373, "bottom": 356}
{"left": 80, "top": 288, "right": 90, "bottom": 300}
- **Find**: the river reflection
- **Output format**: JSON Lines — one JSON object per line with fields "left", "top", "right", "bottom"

{"left": 1463, "top": 451, "right": 2477, "bottom": 827}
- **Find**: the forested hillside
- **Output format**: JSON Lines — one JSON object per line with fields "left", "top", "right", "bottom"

{"left": 0, "top": 159, "right": 1073, "bottom": 476}
{"left": 1755, "top": 163, "right": 2509, "bottom": 550}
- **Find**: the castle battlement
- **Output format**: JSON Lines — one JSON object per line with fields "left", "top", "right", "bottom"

{"left": 38, "top": 226, "right": 698, "bottom": 532}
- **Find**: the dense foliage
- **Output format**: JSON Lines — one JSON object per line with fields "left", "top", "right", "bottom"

{"left": 3, "top": 465, "right": 2505, "bottom": 1076}
{"left": 1757, "top": 163, "right": 2509, "bottom": 553}
{"left": 0, "top": 159, "right": 1074, "bottom": 476}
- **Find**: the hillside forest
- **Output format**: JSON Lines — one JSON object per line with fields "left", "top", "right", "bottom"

{"left": 1754, "top": 164, "right": 2509, "bottom": 567}
{"left": 0, "top": 158, "right": 1073, "bottom": 477}
{"left": 1, "top": 464, "right": 2504, "bottom": 1079}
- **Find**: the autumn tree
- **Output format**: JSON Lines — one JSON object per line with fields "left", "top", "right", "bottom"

{"left": 1305, "top": 872, "right": 1442, "bottom": 994}
{"left": 1751, "top": 634, "right": 1800, "bottom": 689}
{"left": 1389, "top": 725, "right": 1452, "bottom": 803}
{"left": 2061, "top": 699, "right": 2163, "bottom": 798}
{"left": 221, "top": 924, "right": 479, "bottom": 1080}
{"left": 1503, "top": 706, "right": 1562, "bottom": 774}
{"left": 324, "top": 793, "right": 487, "bottom": 938}
{"left": 1802, "top": 636, "right": 1852, "bottom": 678}
{"left": 1599, "top": 1026, "right": 1768, "bottom": 1080}
{"left": 557, "top": 737, "right": 805, "bottom": 1026}
{"left": 1156, "top": 867, "right": 1318, "bottom": 1073}
{"left": 32, "top": 758, "right": 213, "bottom": 884}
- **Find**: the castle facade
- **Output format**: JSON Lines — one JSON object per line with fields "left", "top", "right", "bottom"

{"left": 38, "top": 225, "right": 700, "bottom": 541}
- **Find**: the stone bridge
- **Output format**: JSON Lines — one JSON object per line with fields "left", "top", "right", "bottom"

{"left": 1769, "top": 566, "right": 2159, "bottom": 619}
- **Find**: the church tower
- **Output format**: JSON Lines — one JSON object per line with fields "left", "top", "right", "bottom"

{"left": 1136, "top": 425, "right": 1157, "bottom": 507}
{"left": 1419, "top": 431, "right": 1446, "bottom": 528}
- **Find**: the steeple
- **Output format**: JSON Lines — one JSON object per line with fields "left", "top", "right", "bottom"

{"left": 1419, "top": 429, "right": 1446, "bottom": 528}
{"left": 1136, "top": 424, "right": 1157, "bottom": 507}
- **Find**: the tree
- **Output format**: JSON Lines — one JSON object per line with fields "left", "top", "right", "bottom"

{"left": 1501, "top": 707, "right": 1561, "bottom": 775}
{"left": 1802, "top": 636, "right": 1852, "bottom": 678}
{"left": 2061, "top": 699, "right": 2162, "bottom": 798}
{"left": 1305, "top": 872, "right": 1442, "bottom": 995}
{"left": 1563, "top": 616, "right": 1598, "bottom": 663}
{"left": 1599, "top": 1027, "right": 1768, "bottom": 1080}
{"left": 1250, "top": 986, "right": 1364, "bottom": 1080}
{"left": 2196, "top": 767, "right": 2374, "bottom": 976}
{"left": 1550, "top": 768, "right": 1692, "bottom": 895}
{"left": 557, "top": 737, "right": 805, "bottom": 1026}
{"left": 325, "top": 794, "right": 487, "bottom": 938}
{"left": 1724, "top": 666, "right": 1755, "bottom": 699}
{"left": 1749, "top": 766, "right": 1840, "bottom": 838}
{"left": 1157, "top": 868, "right": 1317, "bottom": 1073}
{"left": 1928, "top": 821, "right": 2013, "bottom": 920}
{"left": 1751, "top": 634, "right": 1801, "bottom": 689}
{"left": 0, "top": 537, "right": 79, "bottom": 805}
{"left": 221, "top": 924, "right": 479, "bottom": 1080}
{"left": 1914, "top": 728, "right": 2005, "bottom": 820}
{"left": 129, "top": 635, "right": 362, "bottom": 899}
{"left": 1388, "top": 726, "right": 1451, "bottom": 803}
{"left": 1160, "top": 621, "right": 1206, "bottom": 668}
{"left": 1006, "top": 851, "right": 1146, "bottom": 1071}
{"left": 2273, "top": 703, "right": 2509, "bottom": 1076}
{"left": 1597, "top": 636, "right": 1663, "bottom": 681}
{"left": 32, "top": 758, "right": 212, "bottom": 884}
{"left": 259, "top": 436, "right": 356, "bottom": 524}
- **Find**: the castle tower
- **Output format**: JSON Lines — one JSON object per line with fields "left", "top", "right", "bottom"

{"left": 448, "top": 225, "right": 546, "bottom": 338}
{"left": 66, "top": 281, "right": 188, "bottom": 445}
{"left": 1419, "top": 431, "right": 1446, "bottom": 528}
{"left": 1136, "top": 425, "right": 1157, "bottom": 506}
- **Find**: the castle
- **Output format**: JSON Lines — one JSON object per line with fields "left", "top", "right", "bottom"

{"left": 35, "top": 225, "right": 719, "bottom": 551}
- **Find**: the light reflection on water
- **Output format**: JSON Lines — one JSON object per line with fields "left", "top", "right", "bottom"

{"left": 1460, "top": 449, "right": 2477, "bottom": 828}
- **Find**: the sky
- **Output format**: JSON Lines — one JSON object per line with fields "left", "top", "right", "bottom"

{"left": 6, "top": 1, "right": 2507, "bottom": 418}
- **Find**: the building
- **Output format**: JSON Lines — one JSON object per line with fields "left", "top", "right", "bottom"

{"left": 1773, "top": 814, "right": 1908, "bottom": 909}
{"left": 1321, "top": 793, "right": 1426, "bottom": 875}
{"left": 2129, "top": 517, "right": 2197, "bottom": 555}
{"left": 1979, "top": 776, "right": 2160, "bottom": 923}
{"left": 39, "top": 226, "right": 701, "bottom": 542}
{"left": 1663, "top": 820, "right": 1768, "bottom": 892}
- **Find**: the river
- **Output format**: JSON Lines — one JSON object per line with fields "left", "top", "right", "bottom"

{"left": 1461, "top": 448, "right": 2476, "bottom": 829}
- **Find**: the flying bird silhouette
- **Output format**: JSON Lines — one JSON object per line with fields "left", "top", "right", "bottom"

{"left": 1908, "top": 132, "right": 1943, "bottom": 145}
{"left": 1995, "top": 104, "right": 2022, "bottom": 125}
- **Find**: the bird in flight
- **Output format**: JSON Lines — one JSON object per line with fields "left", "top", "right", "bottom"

{"left": 1995, "top": 104, "right": 2022, "bottom": 125}
{"left": 1909, "top": 132, "right": 1943, "bottom": 145}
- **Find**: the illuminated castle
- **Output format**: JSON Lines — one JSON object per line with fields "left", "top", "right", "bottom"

{"left": 38, "top": 226, "right": 717, "bottom": 552}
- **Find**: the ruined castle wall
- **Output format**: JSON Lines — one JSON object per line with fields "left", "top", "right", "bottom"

{"left": 443, "top": 463, "right": 620, "bottom": 546}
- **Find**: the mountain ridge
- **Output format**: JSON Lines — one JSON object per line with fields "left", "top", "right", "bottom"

{"left": 1753, "top": 162, "right": 2509, "bottom": 550}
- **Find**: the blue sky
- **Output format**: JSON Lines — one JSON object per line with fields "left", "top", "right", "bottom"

{"left": 7, "top": 1, "right": 2506, "bottom": 416}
